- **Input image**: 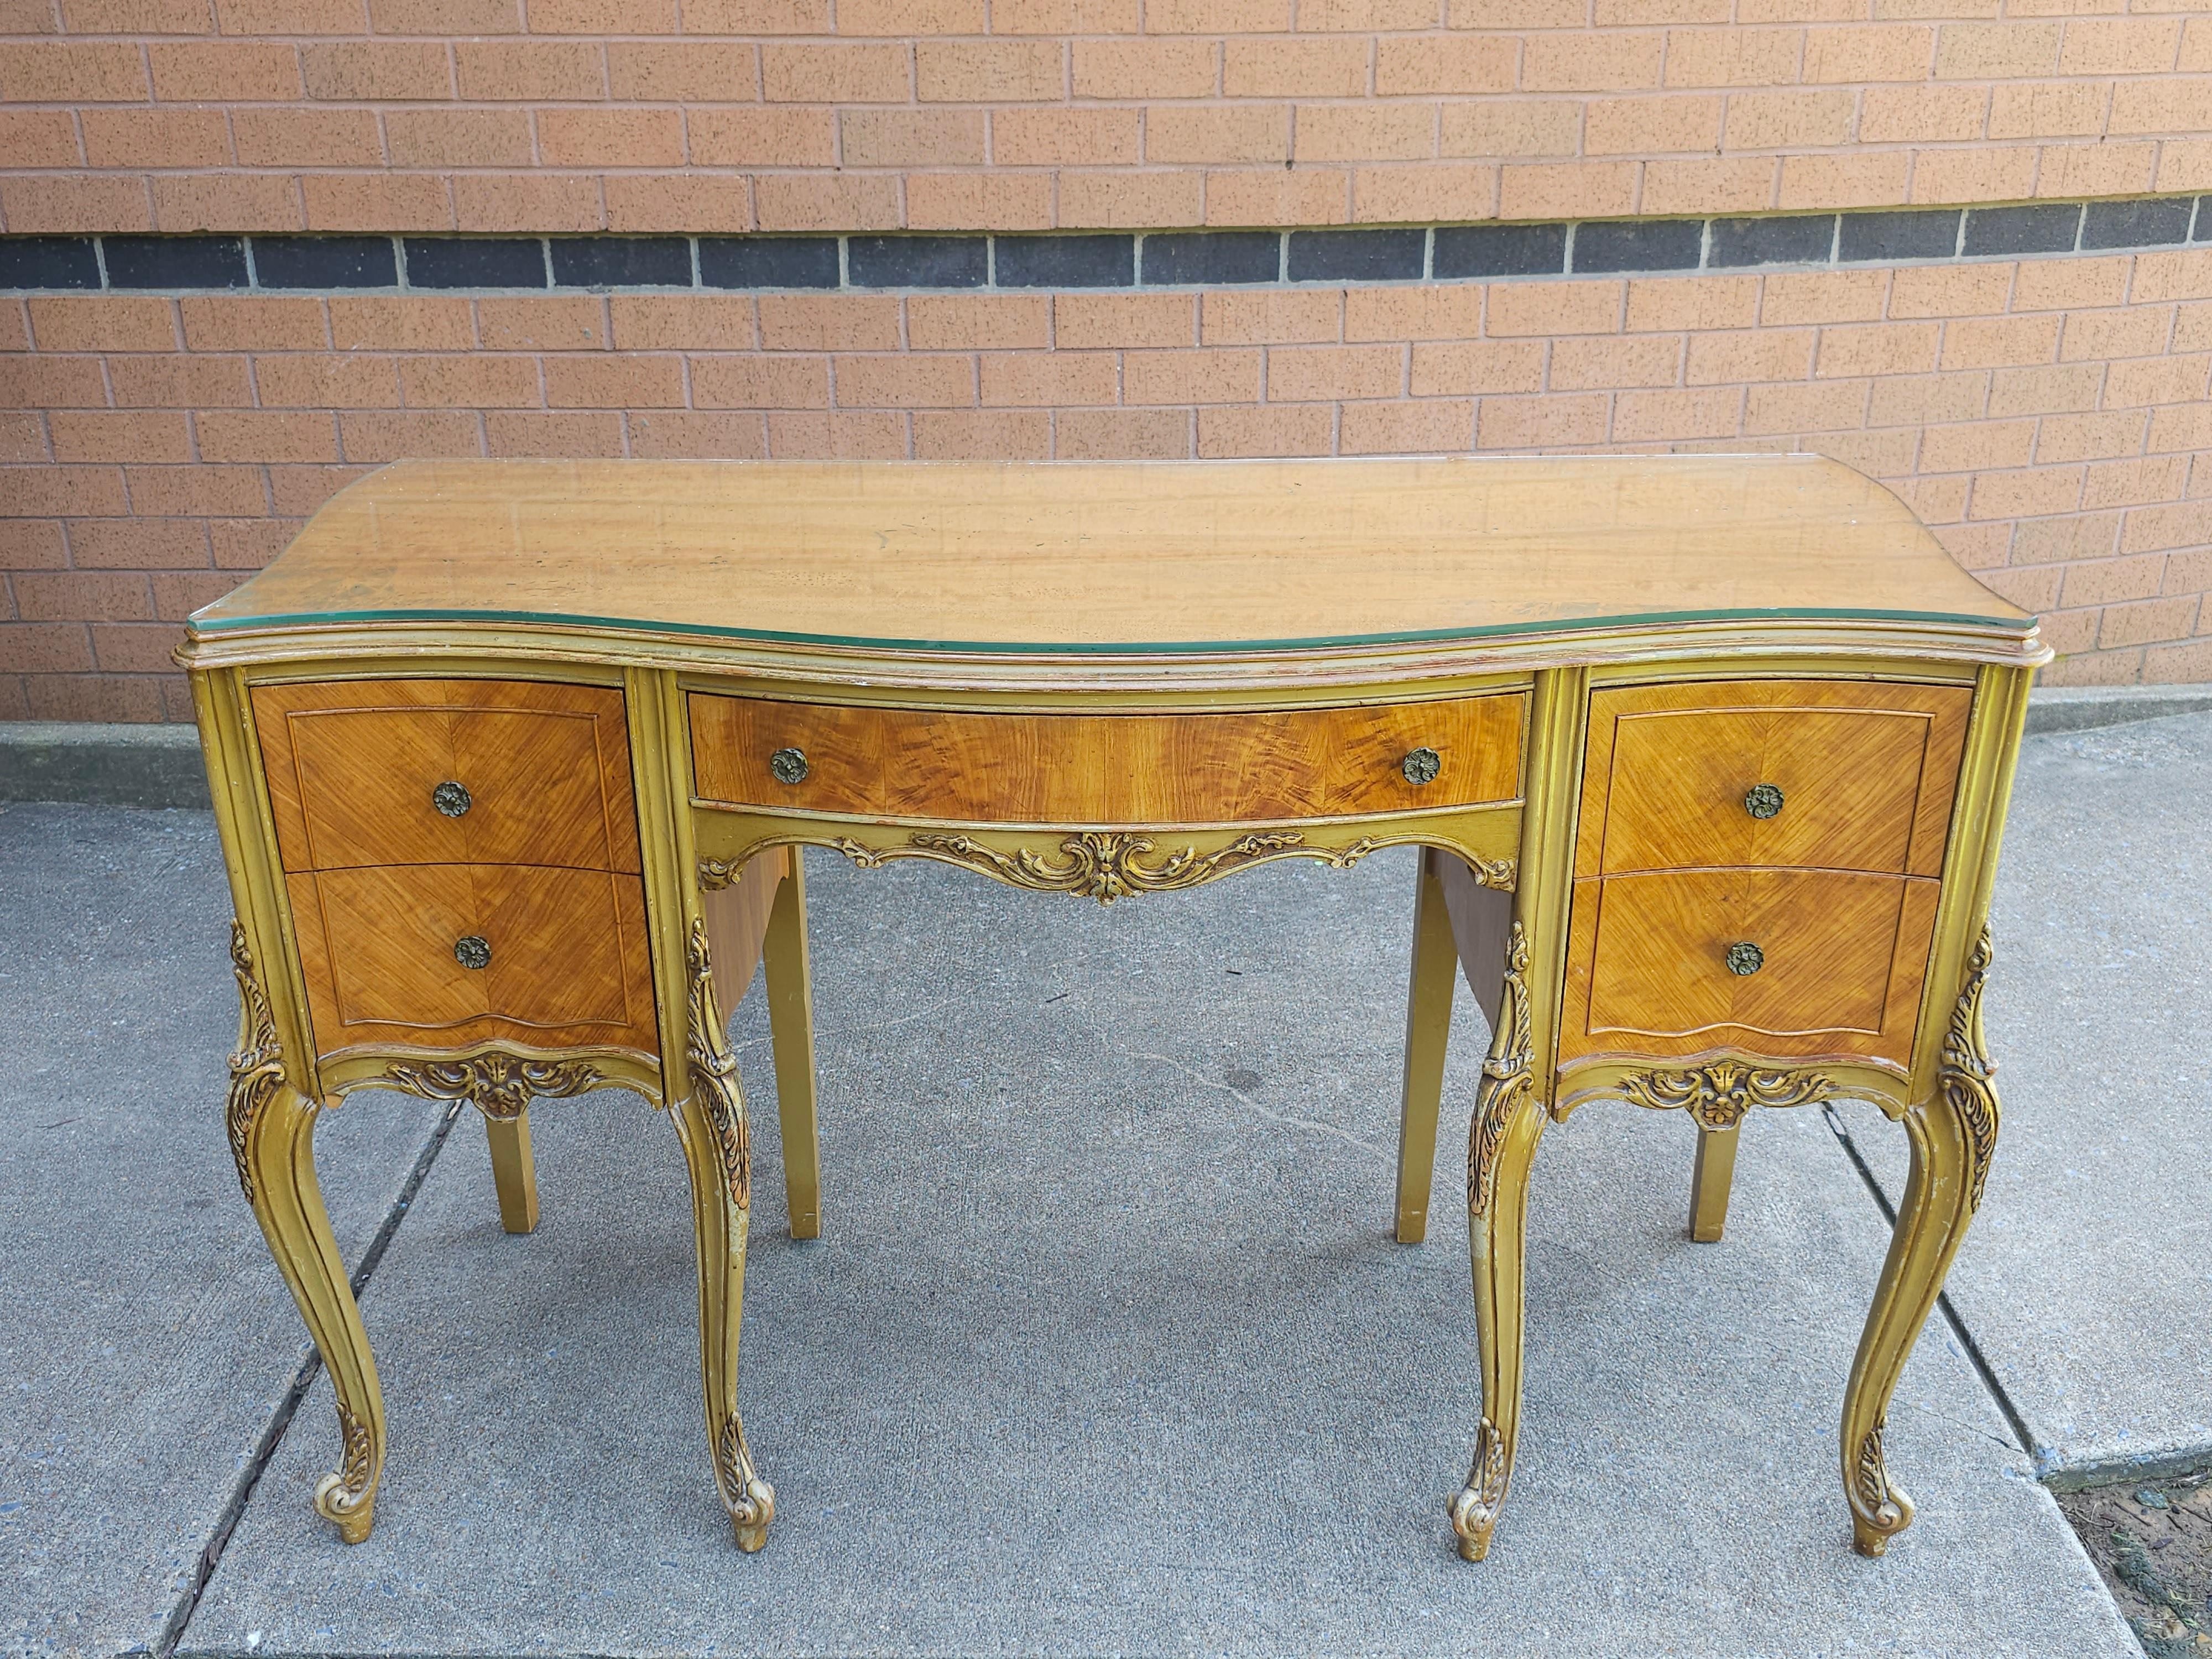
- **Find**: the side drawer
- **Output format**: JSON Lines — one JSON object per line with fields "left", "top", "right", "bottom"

{"left": 285, "top": 863, "right": 659, "bottom": 1060}
{"left": 254, "top": 679, "right": 640, "bottom": 875}
{"left": 689, "top": 692, "right": 1527, "bottom": 824}
{"left": 1575, "top": 679, "right": 1972, "bottom": 879}
{"left": 1558, "top": 868, "right": 1939, "bottom": 1070}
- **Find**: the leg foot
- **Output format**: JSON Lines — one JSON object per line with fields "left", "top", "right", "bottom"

{"left": 719, "top": 1415, "right": 776, "bottom": 1552}
{"left": 1448, "top": 1417, "right": 1508, "bottom": 1561}
{"left": 311, "top": 1397, "right": 378, "bottom": 1542}
{"left": 1848, "top": 1416, "right": 1915, "bottom": 1557}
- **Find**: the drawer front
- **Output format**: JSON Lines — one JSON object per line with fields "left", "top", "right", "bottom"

{"left": 1576, "top": 680, "right": 1972, "bottom": 879}
{"left": 254, "top": 679, "right": 640, "bottom": 875}
{"left": 286, "top": 863, "right": 658, "bottom": 1058}
{"left": 1558, "top": 868, "right": 1938, "bottom": 1068}
{"left": 690, "top": 692, "right": 1526, "bottom": 824}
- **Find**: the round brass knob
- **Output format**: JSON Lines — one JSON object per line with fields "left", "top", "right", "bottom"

{"left": 1401, "top": 747, "right": 1441, "bottom": 786}
{"left": 454, "top": 935, "right": 492, "bottom": 971}
{"left": 432, "top": 780, "right": 472, "bottom": 818}
{"left": 1744, "top": 782, "right": 1784, "bottom": 820}
{"left": 1725, "top": 941, "right": 1765, "bottom": 977}
{"left": 769, "top": 747, "right": 809, "bottom": 785}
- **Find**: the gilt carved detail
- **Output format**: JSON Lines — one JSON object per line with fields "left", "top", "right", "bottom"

{"left": 1849, "top": 1415, "right": 1913, "bottom": 1555}
{"left": 703, "top": 832, "right": 1516, "bottom": 905}
{"left": 1467, "top": 921, "right": 1533, "bottom": 1219}
{"left": 311, "top": 1398, "right": 376, "bottom": 1543}
{"left": 225, "top": 921, "right": 286, "bottom": 1203}
{"left": 685, "top": 918, "right": 751, "bottom": 1214}
{"left": 381, "top": 1052, "right": 606, "bottom": 1121}
{"left": 1616, "top": 1060, "right": 1846, "bottom": 1131}
{"left": 715, "top": 1411, "right": 776, "bottom": 1551}
{"left": 1939, "top": 925, "right": 2001, "bottom": 1212}
{"left": 1448, "top": 1416, "right": 1510, "bottom": 1563}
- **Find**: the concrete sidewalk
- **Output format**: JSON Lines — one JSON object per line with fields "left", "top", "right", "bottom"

{"left": 6, "top": 716, "right": 2208, "bottom": 1655}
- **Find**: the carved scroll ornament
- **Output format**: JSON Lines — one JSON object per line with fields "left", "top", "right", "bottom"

{"left": 1939, "top": 925, "right": 2000, "bottom": 1212}
{"left": 685, "top": 918, "right": 752, "bottom": 1213}
{"left": 312, "top": 1398, "right": 376, "bottom": 1542}
{"left": 381, "top": 1052, "right": 606, "bottom": 1121}
{"left": 225, "top": 921, "right": 286, "bottom": 1202}
{"left": 1448, "top": 1416, "right": 1510, "bottom": 1563}
{"left": 716, "top": 1411, "right": 776, "bottom": 1550}
{"left": 1467, "top": 921, "right": 1533, "bottom": 1219}
{"left": 1616, "top": 1060, "right": 1846, "bottom": 1131}
{"left": 1849, "top": 1415, "right": 1913, "bottom": 1554}
{"left": 703, "top": 832, "right": 1517, "bottom": 905}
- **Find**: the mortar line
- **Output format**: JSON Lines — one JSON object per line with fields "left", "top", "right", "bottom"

{"left": 1819, "top": 1103, "right": 2040, "bottom": 1465}
{"left": 154, "top": 1099, "right": 465, "bottom": 1659}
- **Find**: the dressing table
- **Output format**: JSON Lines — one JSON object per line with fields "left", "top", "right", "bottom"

{"left": 182, "top": 455, "right": 2044, "bottom": 1562}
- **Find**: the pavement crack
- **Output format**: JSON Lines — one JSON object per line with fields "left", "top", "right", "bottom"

{"left": 1129, "top": 1048, "right": 1391, "bottom": 1165}
{"left": 153, "top": 1099, "right": 463, "bottom": 1658}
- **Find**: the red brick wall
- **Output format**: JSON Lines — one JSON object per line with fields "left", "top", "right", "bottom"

{"left": 6, "top": 2, "right": 2212, "bottom": 231}
{"left": 6, "top": 2, "right": 2212, "bottom": 717}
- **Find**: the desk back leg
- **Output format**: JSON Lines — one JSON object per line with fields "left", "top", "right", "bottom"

{"left": 1395, "top": 849, "right": 1457, "bottom": 1243}
{"left": 1688, "top": 1121, "right": 1740, "bottom": 1243}
{"left": 764, "top": 850, "right": 822, "bottom": 1240}
{"left": 486, "top": 1110, "right": 540, "bottom": 1234}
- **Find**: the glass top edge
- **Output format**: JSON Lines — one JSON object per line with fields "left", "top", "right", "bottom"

{"left": 188, "top": 603, "right": 2039, "bottom": 653}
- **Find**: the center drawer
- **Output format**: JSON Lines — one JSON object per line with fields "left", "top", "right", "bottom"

{"left": 688, "top": 692, "right": 1527, "bottom": 825}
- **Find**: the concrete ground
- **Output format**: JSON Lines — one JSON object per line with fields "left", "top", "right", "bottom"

{"left": 6, "top": 711, "right": 2209, "bottom": 1656}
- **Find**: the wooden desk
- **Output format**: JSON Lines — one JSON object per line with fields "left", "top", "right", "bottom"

{"left": 182, "top": 456, "right": 2045, "bottom": 1563}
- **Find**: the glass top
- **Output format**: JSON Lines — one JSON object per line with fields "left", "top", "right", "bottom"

{"left": 190, "top": 456, "right": 2037, "bottom": 655}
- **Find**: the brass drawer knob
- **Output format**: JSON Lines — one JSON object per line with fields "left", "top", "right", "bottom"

{"left": 769, "top": 747, "right": 809, "bottom": 785}
{"left": 1744, "top": 782, "right": 1784, "bottom": 820}
{"left": 454, "top": 935, "right": 492, "bottom": 971}
{"left": 1401, "top": 747, "right": 1441, "bottom": 786}
{"left": 1725, "top": 941, "right": 1765, "bottom": 977}
{"left": 432, "top": 780, "right": 473, "bottom": 818}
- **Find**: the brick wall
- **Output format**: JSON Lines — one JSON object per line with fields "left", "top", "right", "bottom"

{"left": 6, "top": 1, "right": 2212, "bottom": 717}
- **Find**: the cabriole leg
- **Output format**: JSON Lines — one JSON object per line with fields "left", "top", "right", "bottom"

{"left": 226, "top": 923, "right": 384, "bottom": 1544}
{"left": 485, "top": 1110, "right": 540, "bottom": 1235}
{"left": 1841, "top": 926, "right": 2000, "bottom": 1557}
{"left": 1688, "top": 1121, "right": 1741, "bottom": 1243}
{"left": 1452, "top": 921, "right": 1544, "bottom": 1563}
{"left": 1395, "top": 848, "right": 1458, "bottom": 1244}
{"left": 763, "top": 852, "right": 823, "bottom": 1241}
{"left": 675, "top": 919, "right": 776, "bottom": 1552}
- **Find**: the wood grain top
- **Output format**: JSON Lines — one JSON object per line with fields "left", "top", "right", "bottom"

{"left": 188, "top": 456, "right": 2036, "bottom": 661}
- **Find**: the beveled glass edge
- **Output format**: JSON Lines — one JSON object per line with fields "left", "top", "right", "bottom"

{"left": 187, "top": 602, "right": 2037, "bottom": 653}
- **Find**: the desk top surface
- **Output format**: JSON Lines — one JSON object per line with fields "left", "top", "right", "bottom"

{"left": 189, "top": 455, "right": 2036, "bottom": 665}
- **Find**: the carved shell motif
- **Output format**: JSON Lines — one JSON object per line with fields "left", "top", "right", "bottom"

{"left": 382, "top": 1052, "right": 604, "bottom": 1121}
{"left": 1616, "top": 1060, "right": 1845, "bottom": 1131}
